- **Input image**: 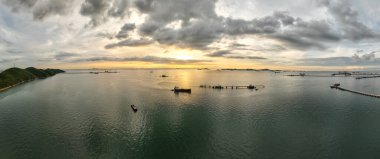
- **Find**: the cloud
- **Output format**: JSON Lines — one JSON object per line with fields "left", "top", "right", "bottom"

{"left": 115, "top": 23, "right": 135, "bottom": 39}
{"left": 1, "top": 0, "right": 37, "bottom": 12}
{"left": 105, "top": 38, "right": 154, "bottom": 49}
{"left": 206, "top": 50, "right": 267, "bottom": 60}
{"left": 72, "top": 55, "right": 212, "bottom": 64}
{"left": 352, "top": 52, "right": 378, "bottom": 62}
{"left": 1, "top": 0, "right": 74, "bottom": 20}
{"left": 299, "top": 52, "right": 380, "bottom": 66}
{"left": 32, "top": 0, "right": 74, "bottom": 20}
{"left": 225, "top": 56, "right": 267, "bottom": 60}
{"left": 206, "top": 50, "right": 233, "bottom": 57}
{"left": 106, "top": 0, "right": 379, "bottom": 52}
{"left": 54, "top": 52, "right": 79, "bottom": 60}
{"left": 80, "top": 0, "right": 129, "bottom": 27}
{"left": 0, "top": 58, "right": 18, "bottom": 63}
{"left": 319, "top": 0, "right": 377, "bottom": 40}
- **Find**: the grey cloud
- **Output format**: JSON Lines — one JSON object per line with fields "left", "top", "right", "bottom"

{"left": 0, "top": 58, "right": 17, "bottom": 63}
{"left": 300, "top": 53, "right": 380, "bottom": 66}
{"left": 80, "top": 0, "right": 129, "bottom": 27}
{"left": 114, "top": 3, "right": 345, "bottom": 51}
{"left": 134, "top": 0, "right": 153, "bottom": 13}
{"left": 73, "top": 56, "right": 212, "bottom": 64}
{"left": 206, "top": 50, "right": 233, "bottom": 57}
{"left": 2, "top": 0, "right": 73, "bottom": 20}
{"left": 80, "top": 0, "right": 111, "bottom": 27}
{"left": 2, "top": 0, "right": 37, "bottom": 11}
{"left": 206, "top": 50, "right": 267, "bottom": 60}
{"left": 319, "top": 0, "right": 377, "bottom": 40}
{"left": 32, "top": 0, "right": 73, "bottom": 20}
{"left": 226, "top": 56, "right": 267, "bottom": 60}
{"left": 105, "top": 39, "right": 154, "bottom": 49}
{"left": 54, "top": 52, "right": 79, "bottom": 60}
{"left": 116, "top": 23, "right": 135, "bottom": 39}
{"left": 108, "top": 0, "right": 129, "bottom": 18}
{"left": 352, "top": 52, "right": 379, "bottom": 62}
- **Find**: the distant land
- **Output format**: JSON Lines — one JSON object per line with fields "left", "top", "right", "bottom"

{"left": 0, "top": 67, "right": 65, "bottom": 92}
{"left": 220, "top": 68, "right": 283, "bottom": 72}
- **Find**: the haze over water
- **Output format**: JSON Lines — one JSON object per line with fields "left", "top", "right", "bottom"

{"left": 1, "top": 70, "right": 380, "bottom": 158}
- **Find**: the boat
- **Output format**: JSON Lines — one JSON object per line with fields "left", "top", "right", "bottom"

{"left": 172, "top": 86, "right": 191, "bottom": 93}
{"left": 161, "top": 75, "right": 168, "bottom": 77}
{"left": 200, "top": 85, "right": 207, "bottom": 88}
{"left": 131, "top": 105, "right": 138, "bottom": 112}
{"left": 330, "top": 83, "right": 340, "bottom": 89}
{"left": 247, "top": 85, "right": 256, "bottom": 89}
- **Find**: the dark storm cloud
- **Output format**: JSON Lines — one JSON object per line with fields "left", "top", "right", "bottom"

{"left": 80, "top": 0, "right": 129, "bottom": 27}
{"left": 73, "top": 56, "right": 212, "bottom": 64}
{"left": 104, "top": 39, "right": 154, "bottom": 49}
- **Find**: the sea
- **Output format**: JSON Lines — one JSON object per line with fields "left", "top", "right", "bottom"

{"left": 0, "top": 69, "right": 380, "bottom": 159}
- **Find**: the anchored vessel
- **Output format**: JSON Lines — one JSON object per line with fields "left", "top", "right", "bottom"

{"left": 131, "top": 105, "right": 138, "bottom": 112}
{"left": 172, "top": 86, "right": 191, "bottom": 93}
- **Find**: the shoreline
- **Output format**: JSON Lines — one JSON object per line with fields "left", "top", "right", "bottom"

{"left": 0, "top": 80, "right": 30, "bottom": 93}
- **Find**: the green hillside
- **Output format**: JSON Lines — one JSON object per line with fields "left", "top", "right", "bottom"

{"left": 25, "top": 67, "right": 51, "bottom": 78}
{"left": 0, "top": 67, "right": 65, "bottom": 90}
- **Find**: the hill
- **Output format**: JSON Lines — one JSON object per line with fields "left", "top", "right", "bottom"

{"left": 0, "top": 67, "right": 65, "bottom": 91}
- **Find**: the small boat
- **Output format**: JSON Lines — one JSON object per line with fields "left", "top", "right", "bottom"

{"left": 247, "top": 84, "right": 256, "bottom": 89}
{"left": 161, "top": 75, "right": 168, "bottom": 77}
{"left": 172, "top": 86, "right": 191, "bottom": 93}
{"left": 330, "top": 83, "right": 340, "bottom": 89}
{"left": 200, "top": 85, "right": 207, "bottom": 88}
{"left": 131, "top": 105, "right": 138, "bottom": 112}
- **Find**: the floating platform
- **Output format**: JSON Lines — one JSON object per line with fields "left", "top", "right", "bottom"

{"left": 200, "top": 85, "right": 257, "bottom": 90}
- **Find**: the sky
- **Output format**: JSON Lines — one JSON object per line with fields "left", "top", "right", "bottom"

{"left": 1, "top": 0, "right": 380, "bottom": 70}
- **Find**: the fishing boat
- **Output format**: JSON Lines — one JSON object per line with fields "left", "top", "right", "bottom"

{"left": 131, "top": 105, "right": 138, "bottom": 112}
{"left": 247, "top": 85, "right": 256, "bottom": 89}
{"left": 172, "top": 86, "right": 191, "bottom": 93}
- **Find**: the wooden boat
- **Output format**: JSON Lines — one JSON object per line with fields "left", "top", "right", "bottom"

{"left": 131, "top": 105, "right": 138, "bottom": 112}
{"left": 172, "top": 86, "right": 191, "bottom": 93}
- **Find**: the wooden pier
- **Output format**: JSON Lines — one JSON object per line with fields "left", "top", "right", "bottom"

{"left": 356, "top": 76, "right": 380, "bottom": 80}
{"left": 331, "top": 86, "right": 380, "bottom": 98}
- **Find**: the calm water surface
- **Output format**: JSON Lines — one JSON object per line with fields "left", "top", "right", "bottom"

{"left": 1, "top": 70, "right": 380, "bottom": 159}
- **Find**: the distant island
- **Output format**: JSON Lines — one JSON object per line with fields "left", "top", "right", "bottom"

{"left": 220, "top": 68, "right": 283, "bottom": 72}
{"left": 0, "top": 67, "right": 65, "bottom": 92}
